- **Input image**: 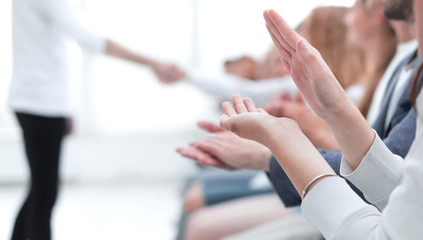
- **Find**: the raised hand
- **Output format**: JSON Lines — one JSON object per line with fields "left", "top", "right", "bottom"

{"left": 264, "top": 9, "right": 374, "bottom": 170}
{"left": 263, "top": 9, "right": 352, "bottom": 120}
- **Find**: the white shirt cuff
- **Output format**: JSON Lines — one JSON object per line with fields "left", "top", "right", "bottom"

{"left": 301, "top": 176, "right": 381, "bottom": 240}
{"left": 340, "top": 130, "right": 403, "bottom": 210}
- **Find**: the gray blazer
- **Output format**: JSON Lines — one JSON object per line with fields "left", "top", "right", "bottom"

{"left": 268, "top": 50, "right": 419, "bottom": 207}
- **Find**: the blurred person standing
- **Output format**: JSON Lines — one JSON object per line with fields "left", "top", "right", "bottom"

{"left": 8, "top": 0, "right": 185, "bottom": 239}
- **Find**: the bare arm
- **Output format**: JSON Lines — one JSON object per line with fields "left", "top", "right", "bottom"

{"left": 43, "top": 0, "right": 185, "bottom": 83}
{"left": 105, "top": 39, "right": 157, "bottom": 67}
{"left": 105, "top": 39, "right": 185, "bottom": 83}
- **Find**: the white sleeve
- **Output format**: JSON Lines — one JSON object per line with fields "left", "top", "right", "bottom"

{"left": 378, "top": 139, "right": 423, "bottom": 240}
{"left": 302, "top": 136, "right": 423, "bottom": 240}
{"left": 339, "top": 131, "right": 403, "bottom": 210}
{"left": 301, "top": 177, "right": 389, "bottom": 240}
{"left": 41, "top": 0, "right": 107, "bottom": 53}
{"left": 187, "top": 71, "right": 297, "bottom": 107}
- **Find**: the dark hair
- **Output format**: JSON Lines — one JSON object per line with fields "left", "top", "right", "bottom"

{"left": 411, "top": 61, "right": 423, "bottom": 112}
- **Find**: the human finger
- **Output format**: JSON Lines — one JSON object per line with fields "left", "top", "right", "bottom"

{"left": 232, "top": 95, "right": 248, "bottom": 114}
{"left": 243, "top": 97, "right": 257, "bottom": 112}
{"left": 197, "top": 120, "right": 224, "bottom": 133}
{"left": 176, "top": 147, "right": 233, "bottom": 170}
{"left": 265, "top": 24, "right": 292, "bottom": 62}
{"left": 267, "top": 9, "right": 302, "bottom": 51}
{"left": 222, "top": 102, "right": 237, "bottom": 117}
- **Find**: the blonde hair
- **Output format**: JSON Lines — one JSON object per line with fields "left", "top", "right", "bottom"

{"left": 305, "top": 6, "right": 365, "bottom": 89}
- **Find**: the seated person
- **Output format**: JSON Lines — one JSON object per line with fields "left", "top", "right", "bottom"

{"left": 181, "top": 4, "right": 370, "bottom": 212}
{"left": 178, "top": 1, "right": 419, "bottom": 239}
{"left": 175, "top": 4, "right": 390, "bottom": 240}
{"left": 216, "top": 5, "right": 423, "bottom": 239}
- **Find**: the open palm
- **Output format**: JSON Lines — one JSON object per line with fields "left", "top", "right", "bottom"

{"left": 220, "top": 95, "right": 300, "bottom": 148}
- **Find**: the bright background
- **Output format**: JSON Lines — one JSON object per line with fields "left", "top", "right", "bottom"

{"left": 0, "top": 0, "right": 353, "bottom": 239}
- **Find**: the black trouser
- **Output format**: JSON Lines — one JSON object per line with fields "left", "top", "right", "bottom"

{"left": 12, "top": 112, "right": 66, "bottom": 240}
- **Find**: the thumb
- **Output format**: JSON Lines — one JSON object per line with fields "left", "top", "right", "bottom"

{"left": 219, "top": 114, "right": 231, "bottom": 132}
{"left": 257, "top": 108, "right": 269, "bottom": 115}
{"left": 197, "top": 120, "right": 224, "bottom": 133}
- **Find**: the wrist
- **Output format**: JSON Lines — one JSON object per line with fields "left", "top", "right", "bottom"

{"left": 321, "top": 96, "right": 357, "bottom": 123}
{"left": 313, "top": 130, "right": 339, "bottom": 150}
{"left": 302, "top": 173, "right": 337, "bottom": 199}
{"left": 264, "top": 118, "right": 302, "bottom": 154}
{"left": 257, "top": 147, "right": 272, "bottom": 171}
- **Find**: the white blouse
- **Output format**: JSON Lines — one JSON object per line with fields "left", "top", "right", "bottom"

{"left": 8, "top": 0, "right": 106, "bottom": 117}
{"left": 302, "top": 92, "right": 423, "bottom": 239}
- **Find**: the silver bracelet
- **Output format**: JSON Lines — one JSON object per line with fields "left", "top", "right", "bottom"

{"left": 301, "top": 173, "right": 337, "bottom": 200}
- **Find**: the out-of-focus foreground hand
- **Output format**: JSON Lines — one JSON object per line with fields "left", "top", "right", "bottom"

{"left": 152, "top": 62, "right": 186, "bottom": 83}
{"left": 196, "top": 120, "right": 225, "bottom": 133}
{"left": 176, "top": 121, "right": 272, "bottom": 171}
{"left": 176, "top": 144, "right": 235, "bottom": 170}
{"left": 265, "top": 93, "right": 305, "bottom": 117}
{"left": 265, "top": 93, "right": 296, "bottom": 117}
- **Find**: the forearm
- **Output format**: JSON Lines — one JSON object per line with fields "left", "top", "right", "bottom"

{"left": 311, "top": 130, "right": 339, "bottom": 150}
{"left": 265, "top": 120, "right": 335, "bottom": 196}
{"left": 323, "top": 99, "right": 375, "bottom": 170}
{"left": 105, "top": 39, "right": 157, "bottom": 67}
{"left": 301, "top": 118, "right": 339, "bottom": 150}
